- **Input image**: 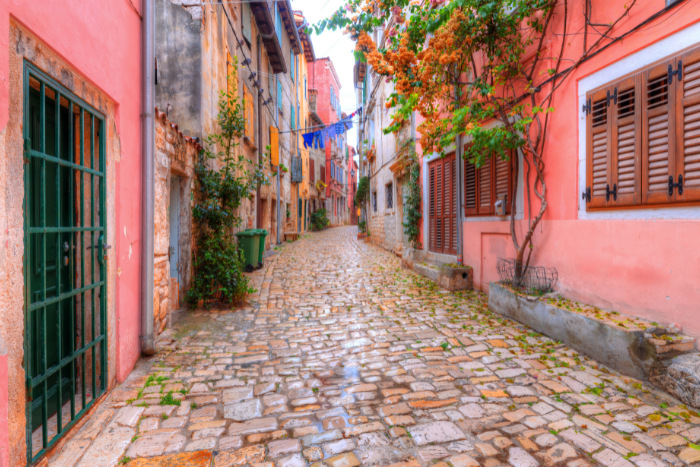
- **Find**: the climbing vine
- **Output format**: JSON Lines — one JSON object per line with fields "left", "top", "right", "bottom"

{"left": 187, "top": 68, "right": 269, "bottom": 307}
{"left": 402, "top": 145, "right": 422, "bottom": 248}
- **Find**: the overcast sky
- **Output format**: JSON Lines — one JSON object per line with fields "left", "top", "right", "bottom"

{"left": 293, "top": 0, "right": 359, "bottom": 151}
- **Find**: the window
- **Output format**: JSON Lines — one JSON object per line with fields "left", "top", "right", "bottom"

{"left": 372, "top": 191, "right": 377, "bottom": 212}
{"left": 290, "top": 105, "right": 295, "bottom": 130}
{"left": 304, "top": 76, "right": 307, "bottom": 100}
{"left": 310, "top": 158, "right": 315, "bottom": 182}
{"left": 386, "top": 182, "right": 393, "bottom": 209}
{"left": 464, "top": 149, "right": 513, "bottom": 216}
{"left": 584, "top": 45, "right": 700, "bottom": 208}
{"left": 320, "top": 165, "right": 326, "bottom": 183}
{"left": 226, "top": 50, "right": 236, "bottom": 95}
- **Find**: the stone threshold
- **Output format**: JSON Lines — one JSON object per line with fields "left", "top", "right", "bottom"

{"left": 488, "top": 281, "right": 700, "bottom": 408}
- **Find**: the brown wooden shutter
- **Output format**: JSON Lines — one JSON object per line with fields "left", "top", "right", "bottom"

{"left": 310, "top": 158, "right": 315, "bottom": 183}
{"left": 608, "top": 76, "right": 642, "bottom": 206}
{"left": 675, "top": 46, "right": 700, "bottom": 202}
{"left": 586, "top": 87, "right": 611, "bottom": 208}
{"left": 494, "top": 150, "right": 513, "bottom": 214}
{"left": 464, "top": 148, "right": 477, "bottom": 216}
{"left": 477, "top": 157, "right": 493, "bottom": 215}
{"left": 429, "top": 164, "right": 436, "bottom": 252}
{"left": 435, "top": 162, "right": 443, "bottom": 251}
{"left": 642, "top": 59, "right": 676, "bottom": 205}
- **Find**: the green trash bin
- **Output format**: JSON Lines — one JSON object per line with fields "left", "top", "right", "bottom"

{"left": 235, "top": 230, "right": 259, "bottom": 273}
{"left": 253, "top": 229, "right": 268, "bottom": 269}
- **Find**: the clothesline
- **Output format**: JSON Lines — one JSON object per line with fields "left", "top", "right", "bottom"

{"left": 299, "top": 107, "right": 362, "bottom": 149}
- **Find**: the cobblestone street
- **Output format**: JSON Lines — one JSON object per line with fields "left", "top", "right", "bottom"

{"left": 48, "top": 226, "right": 700, "bottom": 467}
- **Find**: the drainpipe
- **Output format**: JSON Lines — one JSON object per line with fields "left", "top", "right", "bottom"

{"left": 454, "top": 77, "right": 463, "bottom": 264}
{"left": 141, "top": 0, "right": 156, "bottom": 356}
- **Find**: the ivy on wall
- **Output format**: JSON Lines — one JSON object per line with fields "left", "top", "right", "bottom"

{"left": 402, "top": 148, "right": 421, "bottom": 248}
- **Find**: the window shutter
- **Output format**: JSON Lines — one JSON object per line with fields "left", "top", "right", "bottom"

{"left": 477, "top": 157, "right": 493, "bottom": 215}
{"left": 268, "top": 65, "right": 274, "bottom": 103}
{"left": 464, "top": 153, "right": 477, "bottom": 216}
{"left": 676, "top": 46, "right": 700, "bottom": 202}
{"left": 310, "top": 158, "right": 315, "bottom": 182}
{"left": 241, "top": 3, "right": 252, "bottom": 44}
{"left": 277, "top": 79, "right": 282, "bottom": 111}
{"left": 291, "top": 52, "right": 295, "bottom": 81}
{"left": 275, "top": 5, "right": 282, "bottom": 41}
{"left": 494, "top": 150, "right": 513, "bottom": 214}
{"left": 608, "top": 76, "right": 642, "bottom": 206}
{"left": 291, "top": 105, "right": 295, "bottom": 130}
{"left": 585, "top": 87, "right": 611, "bottom": 208}
{"left": 429, "top": 164, "right": 436, "bottom": 252}
{"left": 244, "top": 86, "right": 255, "bottom": 144}
{"left": 642, "top": 59, "right": 676, "bottom": 205}
{"left": 321, "top": 165, "right": 325, "bottom": 183}
{"left": 435, "top": 162, "right": 443, "bottom": 251}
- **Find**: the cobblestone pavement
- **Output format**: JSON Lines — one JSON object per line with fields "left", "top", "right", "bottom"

{"left": 48, "top": 226, "right": 700, "bottom": 467}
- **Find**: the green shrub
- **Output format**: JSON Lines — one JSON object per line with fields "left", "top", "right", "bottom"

{"left": 310, "top": 208, "right": 330, "bottom": 231}
{"left": 186, "top": 63, "right": 268, "bottom": 308}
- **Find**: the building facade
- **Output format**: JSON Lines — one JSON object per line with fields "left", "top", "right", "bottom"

{"left": 308, "top": 58, "right": 350, "bottom": 226}
{"left": 355, "top": 22, "right": 412, "bottom": 254}
{"left": 0, "top": 1, "right": 143, "bottom": 465}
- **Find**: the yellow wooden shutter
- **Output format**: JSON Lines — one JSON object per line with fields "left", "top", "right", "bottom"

{"left": 244, "top": 86, "right": 255, "bottom": 145}
{"left": 270, "top": 126, "right": 279, "bottom": 166}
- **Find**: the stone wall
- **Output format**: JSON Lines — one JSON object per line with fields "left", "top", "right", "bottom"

{"left": 154, "top": 108, "right": 199, "bottom": 335}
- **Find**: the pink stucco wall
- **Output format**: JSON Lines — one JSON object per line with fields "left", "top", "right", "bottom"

{"left": 455, "top": 1, "right": 700, "bottom": 338}
{"left": 0, "top": 2, "right": 143, "bottom": 460}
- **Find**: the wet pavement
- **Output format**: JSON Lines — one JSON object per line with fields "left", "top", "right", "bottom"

{"left": 48, "top": 226, "right": 700, "bottom": 467}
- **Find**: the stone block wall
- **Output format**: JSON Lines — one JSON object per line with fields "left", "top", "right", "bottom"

{"left": 154, "top": 108, "right": 199, "bottom": 335}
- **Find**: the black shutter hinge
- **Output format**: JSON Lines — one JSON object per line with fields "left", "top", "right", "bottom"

{"left": 668, "top": 60, "right": 683, "bottom": 84}
{"left": 582, "top": 99, "right": 591, "bottom": 115}
{"left": 606, "top": 88, "right": 617, "bottom": 107}
{"left": 23, "top": 138, "right": 31, "bottom": 164}
{"left": 582, "top": 187, "right": 591, "bottom": 203}
{"left": 606, "top": 183, "right": 617, "bottom": 202}
{"left": 669, "top": 175, "right": 683, "bottom": 195}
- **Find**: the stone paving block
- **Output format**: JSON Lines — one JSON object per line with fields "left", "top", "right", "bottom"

{"left": 50, "top": 439, "right": 91, "bottom": 467}
{"left": 408, "top": 421, "right": 466, "bottom": 445}
{"left": 214, "top": 445, "right": 266, "bottom": 467}
{"left": 124, "top": 450, "right": 214, "bottom": 467}
{"left": 75, "top": 426, "right": 135, "bottom": 467}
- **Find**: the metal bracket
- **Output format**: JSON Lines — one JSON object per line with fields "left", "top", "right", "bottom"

{"left": 669, "top": 175, "right": 683, "bottom": 195}
{"left": 606, "top": 88, "right": 618, "bottom": 107}
{"left": 582, "top": 99, "right": 591, "bottom": 115}
{"left": 606, "top": 183, "right": 617, "bottom": 202}
{"left": 582, "top": 187, "right": 591, "bottom": 203}
{"left": 668, "top": 60, "right": 683, "bottom": 85}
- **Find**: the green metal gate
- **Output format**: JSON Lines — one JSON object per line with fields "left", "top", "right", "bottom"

{"left": 23, "top": 62, "right": 108, "bottom": 463}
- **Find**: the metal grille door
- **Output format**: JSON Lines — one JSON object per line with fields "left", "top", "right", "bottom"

{"left": 23, "top": 63, "right": 108, "bottom": 463}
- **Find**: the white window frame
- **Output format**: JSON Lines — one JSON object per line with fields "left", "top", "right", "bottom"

{"left": 577, "top": 23, "right": 700, "bottom": 221}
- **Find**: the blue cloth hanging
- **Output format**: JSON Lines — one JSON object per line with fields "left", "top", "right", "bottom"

{"left": 335, "top": 121, "right": 345, "bottom": 136}
{"left": 302, "top": 132, "right": 314, "bottom": 149}
{"left": 327, "top": 125, "right": 337, "bottom": 140}
{"left": 314, "top": 131, "right": 325, "bottom": 150}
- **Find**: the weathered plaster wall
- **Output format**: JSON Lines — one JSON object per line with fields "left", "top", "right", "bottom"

{"left": 0, "top": 21, "right": 126, "bottom": 466}
{"left": 155, "top": 0, "right": 203, "bottom": 139}
{"left": 154, "top": 109, "right": 198, "bottom": 335}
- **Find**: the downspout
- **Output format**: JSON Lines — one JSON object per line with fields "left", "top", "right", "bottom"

{"left": 256, "top": 34, "right": 262, "bottom": 229}
{"left": 454, "top": 77, "right": 463, "bottom": 264}
{"left": 140, "top": 0, "right": 155, "bottom": 356}
{"left": 276, "top": 81, "right": 281, "bottom": 244}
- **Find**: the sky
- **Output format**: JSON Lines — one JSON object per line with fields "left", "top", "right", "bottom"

{"left": 292, "top": 0, "right": 359, "bottom": 151}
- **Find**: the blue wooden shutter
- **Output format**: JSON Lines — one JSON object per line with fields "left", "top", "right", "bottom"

{"left": 291, "top": 105, "right": 295, "bottom": 130}
{"left": 242, "top": 2, "right": 252, "bottom": 43}
{"left": 277, "top": 78, "right": 283, "bottom": 111}
{"left": 275, "top": 5, "right": 282, "bottom": 41}
{"left": 291, "top": 52, "right": 295, "bottom": 81}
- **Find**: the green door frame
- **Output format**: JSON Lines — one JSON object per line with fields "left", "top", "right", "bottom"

{"left": 22, "top": 61, "right": 108, "bottom": 464}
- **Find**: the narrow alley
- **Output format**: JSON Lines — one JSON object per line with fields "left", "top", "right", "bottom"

{"left": 47, "top": 227, "right": 700, "bottom": 467}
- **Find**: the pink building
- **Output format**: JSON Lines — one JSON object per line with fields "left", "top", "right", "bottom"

{"left": 0, "top": 1, "right": 143, "bottom": 464}
{"left": 416, "top": 0, "right": 700, "bottom": 339}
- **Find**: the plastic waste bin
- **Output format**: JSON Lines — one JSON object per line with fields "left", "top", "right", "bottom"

{"left": 253, "top": 229, "right": 268, "bottom": 269}
{"left": 235, "top": 230, "right": 259, "bottom": 272}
